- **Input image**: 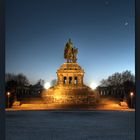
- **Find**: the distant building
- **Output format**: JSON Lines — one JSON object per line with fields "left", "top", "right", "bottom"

{"left": 16, "top": 84, "right": 43, "bottom": 98}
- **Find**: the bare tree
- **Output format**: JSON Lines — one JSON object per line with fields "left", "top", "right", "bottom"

{"left": 36, "top": 79, "right": 45, "bottom": 86}
{"left": 16, "top": 73, "right": 29, "bottom": 86}
{"left": 99, "top": 70, "right": 135, "bottom": 107}
{"left": 5, "top": 73, "right": 30, "bottom": 89}
{"left": 100, "top": 70, "right": 135, "bottom": 88}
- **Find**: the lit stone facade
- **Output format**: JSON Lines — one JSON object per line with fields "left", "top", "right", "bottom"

{"left": 42, "top": 62, "right": 99, "bottom": 104}
{"left": 57, "top": 63, "right": 84, "bottom": 86}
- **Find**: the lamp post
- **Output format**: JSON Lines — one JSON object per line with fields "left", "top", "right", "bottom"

{"left": 7, "top": 92, "right": 11, "bottom": 108}
{"left": 130, "top": 92, "right": 134, "bottom": 108}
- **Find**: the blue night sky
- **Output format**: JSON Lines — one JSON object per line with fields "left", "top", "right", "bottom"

{"left": 6, "top": 0, "right": 135, "bottom": 86}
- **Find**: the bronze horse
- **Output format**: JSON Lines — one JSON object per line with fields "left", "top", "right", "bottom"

{"left": 64, "top": 39, "right": 78, "bottom": 63}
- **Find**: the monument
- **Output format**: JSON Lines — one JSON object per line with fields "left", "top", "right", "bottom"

{"left": 12, "top": 39, "right": 100, "bottom": 109}
{"left": 42, "top": 39, "right": 100, "bottom": 104}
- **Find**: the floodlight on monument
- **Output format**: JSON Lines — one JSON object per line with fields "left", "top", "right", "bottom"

{"left": 90, "top": 82, "right": 98, "bottom": 90}
{"left": 44, "top": 82, "right": 51, "bottom": 90}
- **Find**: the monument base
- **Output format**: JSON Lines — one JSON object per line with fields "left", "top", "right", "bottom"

{"left": 42, "top": 84, "right": 100, "bottom": 104}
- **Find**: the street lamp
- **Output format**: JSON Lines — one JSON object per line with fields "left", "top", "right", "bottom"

{"left": 7, "top": 92, "right": 11, "bottom": 108}
{"left": 130, "top": 92, "right": 134, "bottom": 108}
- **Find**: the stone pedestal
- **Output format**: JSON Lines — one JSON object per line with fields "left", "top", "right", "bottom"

{"left": 57, "top": 62, "right": 84, "bottom": 86}
{"left": 42, "top": 62, "right": 100, "bottom": 104}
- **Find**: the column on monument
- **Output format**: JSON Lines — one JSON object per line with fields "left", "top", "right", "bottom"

{"left": 61, "top": 75, "right": 65, "bottom": 85}
{"left": 66, "top": 76, "right": 69, "bottom": 85}
{"left": 78, "top": 76, "right": 82, "bottom": 85}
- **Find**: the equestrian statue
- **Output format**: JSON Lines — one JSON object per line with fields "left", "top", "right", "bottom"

{"left": 64, "top": 39, "right": 78, "bottom": 63}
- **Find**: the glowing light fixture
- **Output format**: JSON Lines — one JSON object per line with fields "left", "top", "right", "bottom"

{"left": 90, "top": 82, "right": 98, "bottom": 90}
{"left": 130, "top": 92, "right": 134, "bottom": 108}
{"left": 7, "top": 92, "right": 11, "bottom": 108}
{"left": 130, "top": 92, "right": 134, "bottom": 96}
{"left": 44, "top": 82, "right": 51, "bottom": 90}
{"left": 7, "top": 92, "right": 10, "bottom": 96}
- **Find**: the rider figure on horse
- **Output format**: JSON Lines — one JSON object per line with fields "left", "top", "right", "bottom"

{"left": 64, "top": 39, "right": 78, "bottom": 63}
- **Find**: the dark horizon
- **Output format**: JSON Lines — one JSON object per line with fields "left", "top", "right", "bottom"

{"left": 6, "top": 0, "right": 135, "bottom": 86}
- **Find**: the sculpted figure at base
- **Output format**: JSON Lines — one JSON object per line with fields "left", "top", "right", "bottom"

{"left": 64, "top": 39, "right": 78, "bottom": 63}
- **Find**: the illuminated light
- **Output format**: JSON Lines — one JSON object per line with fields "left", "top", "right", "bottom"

{"left": 7, "top": 92, "right": 10, "bottom": 96}
{"left": 55, "top": 91, "right": 63, "bottom": 100}
{"left": 44, "top": 82, "right": 51, "bottom": 89}
{"left": 90, "top": 82, "right": 98, "bottom": 90}
{"left": 130, "top": 92, "right": 134, "bottom": 96}
{"left": 55, "top": 95, "right": 61, "bottom": 100}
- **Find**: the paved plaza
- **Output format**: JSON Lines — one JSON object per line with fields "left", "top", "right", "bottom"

{"left": 6, "top": 110, "right": 135, "bottom": 140}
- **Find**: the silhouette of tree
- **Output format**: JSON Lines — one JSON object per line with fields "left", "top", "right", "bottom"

{"left": 100, "top": 70, "right": 135, "bottom": 88}
{"left": 99, "top": 70, "right": 135, "bottom": 108}
{"left": 36, "top": 79, "right": 45, "bottom": 86}
{"left": 121, "top": 70, "right": 135, "bottom": 83}
{"left": 5, "top": 73, "right": 29, "bottom": 86}
{"left": 5, "top": 73, "right": 30, "bottom": 107}
{"left": 16, "top": 73, "right": 29, "bottom": 86}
